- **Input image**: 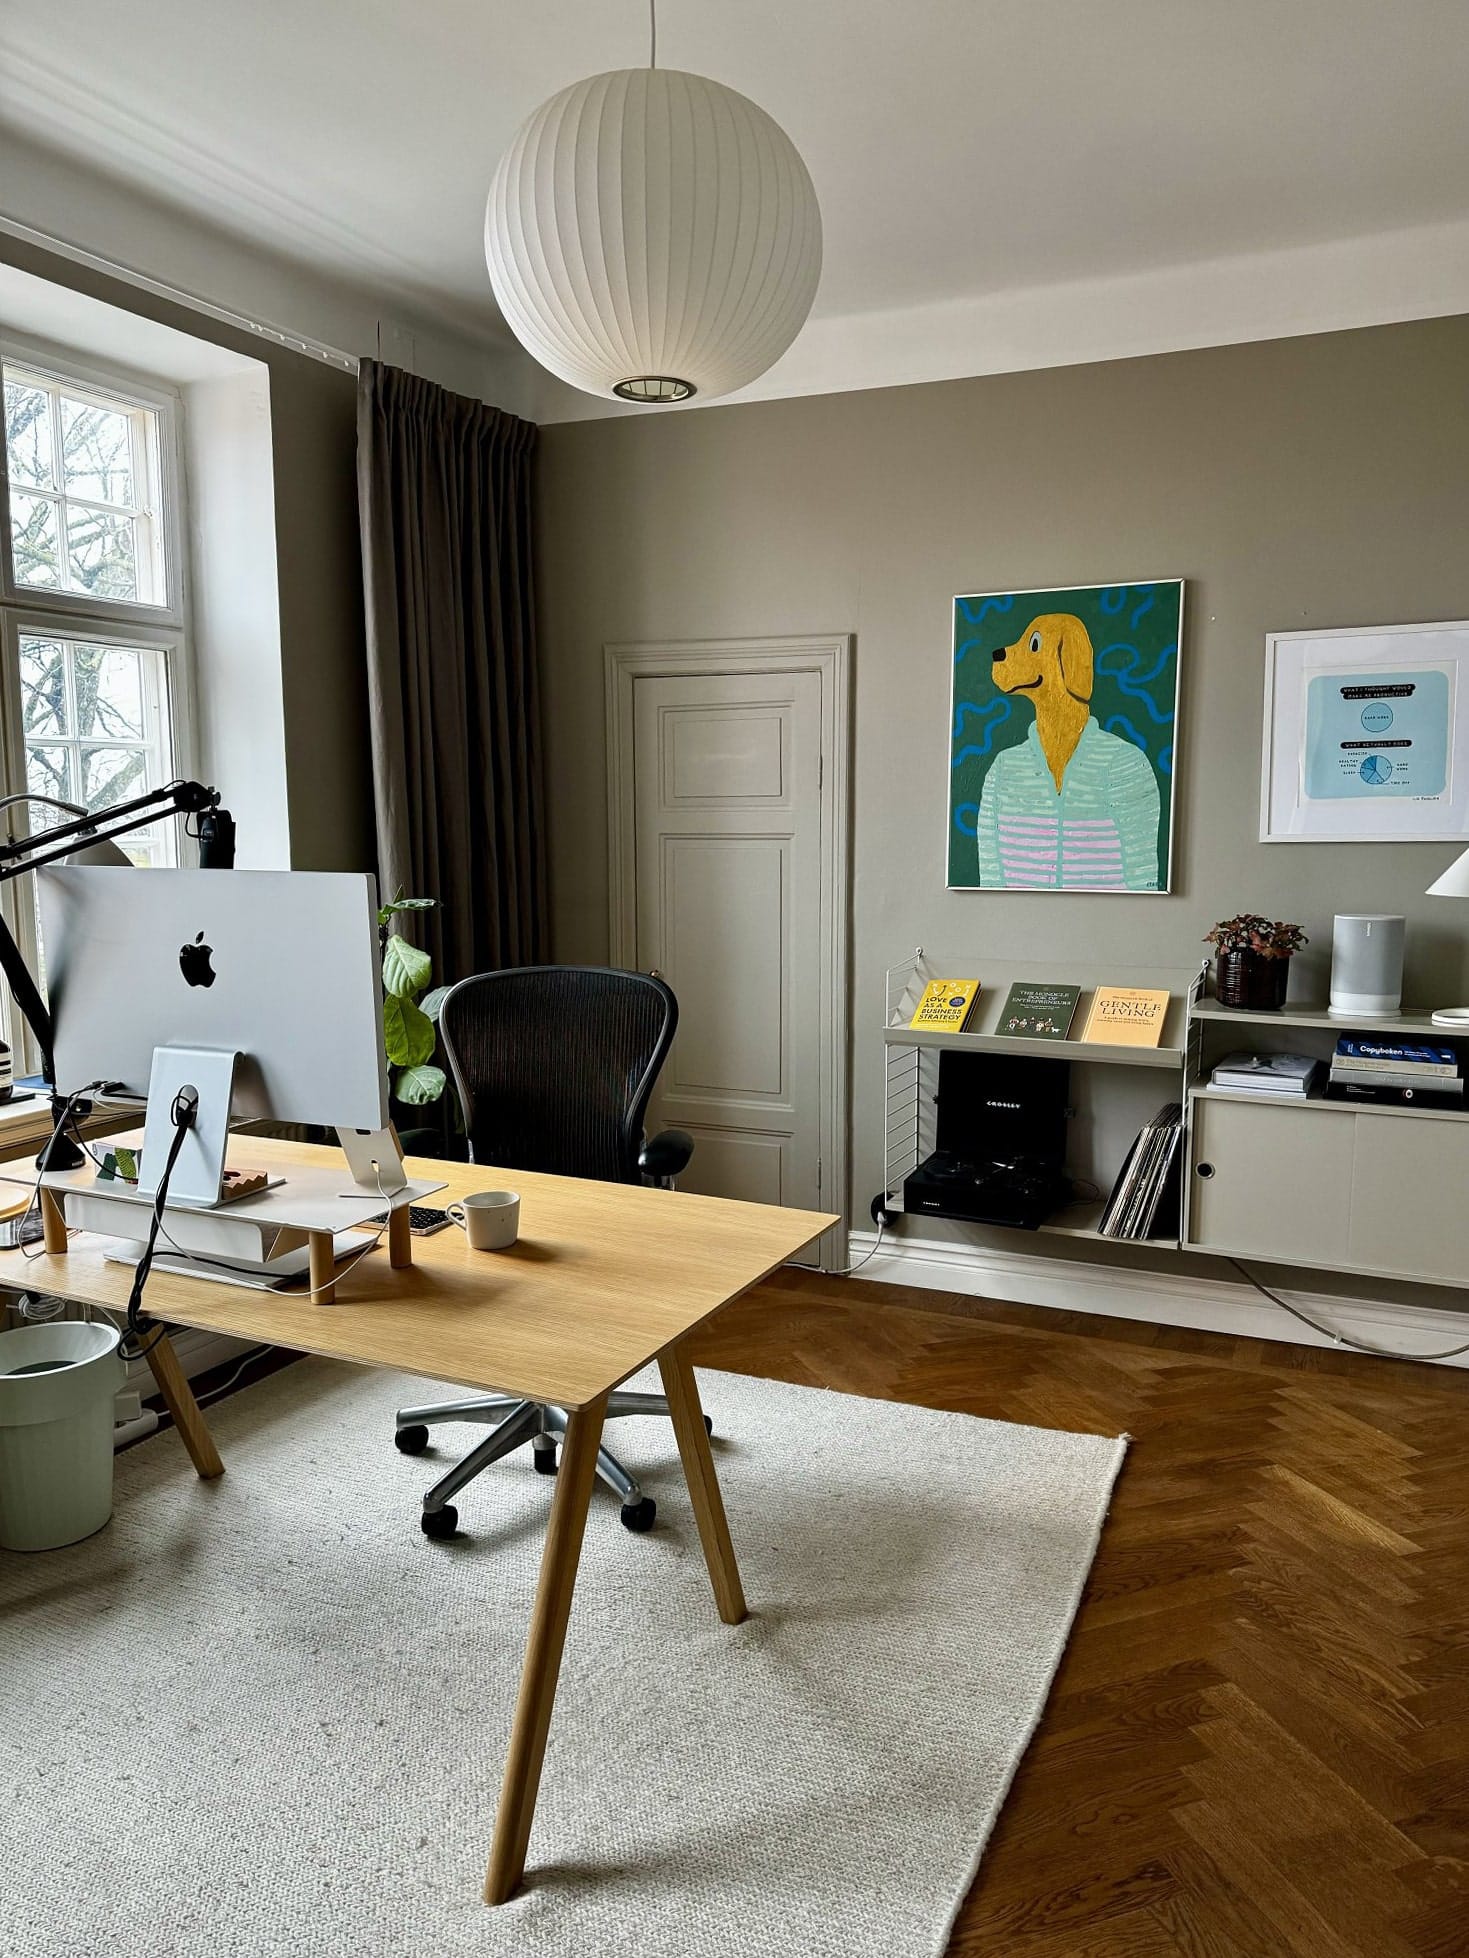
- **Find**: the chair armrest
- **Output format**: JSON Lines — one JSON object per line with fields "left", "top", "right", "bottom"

{"left": 639, "top": 1128, "right": 694, "bottom": 1181}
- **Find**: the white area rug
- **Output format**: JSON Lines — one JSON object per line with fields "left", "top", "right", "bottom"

{"left": 1, "top": 1359, "right": 1125, "bottom": 1958}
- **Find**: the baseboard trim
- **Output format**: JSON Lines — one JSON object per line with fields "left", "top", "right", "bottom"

{"left": 845, "top": 1229, "right": 1469, "bottom": 1369}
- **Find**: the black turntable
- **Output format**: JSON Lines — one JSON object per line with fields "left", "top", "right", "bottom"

{"left": 903, "top": 1051, "right": 1071, "bottom": 1229}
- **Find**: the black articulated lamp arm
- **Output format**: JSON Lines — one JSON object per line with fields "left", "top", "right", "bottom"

{"left": 0, "top": 780, "right": 236, "bottom": 1102}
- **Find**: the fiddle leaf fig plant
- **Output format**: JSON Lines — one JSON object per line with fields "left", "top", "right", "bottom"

{"left": 378, "top": 893, "right": 447, "bottom": 1107}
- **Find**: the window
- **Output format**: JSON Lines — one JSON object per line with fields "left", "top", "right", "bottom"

{"left": 3, "top": 367, "right": 166, "bottom": 606}
{"left": 0, "top": 341, "right": 194, "bottom": 1058}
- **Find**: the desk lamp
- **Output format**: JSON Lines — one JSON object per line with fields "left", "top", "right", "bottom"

{"left": 0, "top": 781, "right": 235, "bottom": 1167}
{"left": 1426, "top": 845, "right": 1469, "bottom": 1029}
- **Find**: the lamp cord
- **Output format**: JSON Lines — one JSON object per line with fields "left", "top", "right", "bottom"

{"left": 649, "top": 0, "right": 656, "bottom": 69}
{"left": 1226, "top": 1256, "right": 1469, "bottom": 1364}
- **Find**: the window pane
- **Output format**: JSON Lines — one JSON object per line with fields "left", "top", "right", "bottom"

{"left": 65, "top": 505, "right": 137, "bottom": 601}
{"left": 18, "top": 636, "right": 70, "bottom": 739}
{"left": 70, "top": 643, "right": 146, "bottom": 740}
{"left": 25, "top": 744, "right": 75, "bottom": 807}
{"left": 60, "top": 396, "right": 134, "bottom": 507}
{"left": 77, "top": 746, "right": 150, "bottom": 810}
{"left": 10, "top": 490, "right": 61, "bottom": 588}
{"left": 3, "top": 380, "right": 54, "bottom": 489}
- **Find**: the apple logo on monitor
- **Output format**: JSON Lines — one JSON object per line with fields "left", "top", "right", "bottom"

{"left": 179, "top": 930, "right": 217, "bottom": 989}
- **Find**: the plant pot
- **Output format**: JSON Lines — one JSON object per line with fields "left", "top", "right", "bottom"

{"left": 1214, "top": 949, "right": 1290, "bottom": 1010}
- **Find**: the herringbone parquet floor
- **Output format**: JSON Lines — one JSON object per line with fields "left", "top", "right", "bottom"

{"left": 686, "top": 1266, "right": 1469, "bottom": 1958}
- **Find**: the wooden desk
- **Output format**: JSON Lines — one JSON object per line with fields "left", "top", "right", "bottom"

{"left": 21, "top": 1136, "right": 835, "bottom": 1904}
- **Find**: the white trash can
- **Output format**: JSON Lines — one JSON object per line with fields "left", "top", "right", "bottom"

{"left": 0, "top": 1320, "right": 125, "bottom": 1552}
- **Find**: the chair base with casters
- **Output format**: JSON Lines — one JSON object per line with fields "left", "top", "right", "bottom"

{"left": 394, "top": 1387, "right": 712, "bottom": 1538}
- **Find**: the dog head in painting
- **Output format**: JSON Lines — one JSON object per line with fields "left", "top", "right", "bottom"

{"left": 990, "top": 613, "right": 1095, "bottom": 789}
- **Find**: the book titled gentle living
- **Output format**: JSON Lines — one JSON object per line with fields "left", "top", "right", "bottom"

{"left": 1081, "top": 986, "right": 1171, "bottom": 1047}
{"left": 997, "top": 982, "right": 1081, "bottom": 1041}
{"left": 907, "top": 978, "right": 981, "bottom": 1033}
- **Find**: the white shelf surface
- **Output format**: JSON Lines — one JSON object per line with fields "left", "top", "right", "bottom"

{"left": 1190, "top": 1083, "right": 1469, "bottom": 1124}
{"left": 1192, "top": 997, "right": 1464, "bottom": 1039}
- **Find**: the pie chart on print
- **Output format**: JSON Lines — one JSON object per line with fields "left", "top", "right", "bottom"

{"left": 1358, "top": 754, "right": 1393, "bottom": 786}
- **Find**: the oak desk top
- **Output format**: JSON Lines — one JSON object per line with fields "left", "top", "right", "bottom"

{"left": 17, "top": 1136, "right": 836, "bottom": 1407}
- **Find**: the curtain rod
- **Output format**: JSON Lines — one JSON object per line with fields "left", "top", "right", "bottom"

{"left": 0, "top": 211, "right": 361, "bottom": 373}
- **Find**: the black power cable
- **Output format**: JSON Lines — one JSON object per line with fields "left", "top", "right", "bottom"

{"left": 120, "top": 1085, "right": 199, "bottom": 1361}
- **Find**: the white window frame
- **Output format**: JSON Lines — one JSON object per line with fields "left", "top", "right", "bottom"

{"left": 0, "top": 334, "right": 197, "bottom": 1069}
{"left": 0, "top": 334, "right": 188, "bottom": 629}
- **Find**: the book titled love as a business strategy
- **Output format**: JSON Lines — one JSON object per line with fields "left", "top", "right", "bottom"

{"left": 1081, "top": 986, "right": 1171, "bottom": 1047}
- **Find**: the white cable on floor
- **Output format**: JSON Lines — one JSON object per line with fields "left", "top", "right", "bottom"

{"left": 1227, "top": 1256, "right": 1469, "bottom": 1364}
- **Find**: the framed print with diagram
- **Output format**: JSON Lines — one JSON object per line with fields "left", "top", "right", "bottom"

{"left": 1261, "top": 620, "right": 1469, "bottom": 842}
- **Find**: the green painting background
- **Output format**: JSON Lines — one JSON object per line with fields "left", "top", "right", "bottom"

{"left": 948, "top": 581, "right": 1182, "bottom": 889}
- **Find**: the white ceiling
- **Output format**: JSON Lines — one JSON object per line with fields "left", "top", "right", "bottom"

{"left": 4, "top": 1, "right": 1469, "bottom": 416}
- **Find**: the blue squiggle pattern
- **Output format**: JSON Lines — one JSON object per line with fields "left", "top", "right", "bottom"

{"left": 1104, "top": 713, "right": 1151, "bottom": 755}
{"left": 953, "top": 802, "right": 979, "bottom": 837}
{"left": 1158, "top": 744, "right": 1173, "bottom": 777}
{"left": 1130, "top": 586, "right": 1156, "bottom": 631}
{"left": 953, "top": 697, "right": 1012, "bottom": 745}
{"left": 955, "top": 594, "right": 1015, "bottom": 627}
{"left": 1095, "top": 639, "right": 1176, "bottom": 725}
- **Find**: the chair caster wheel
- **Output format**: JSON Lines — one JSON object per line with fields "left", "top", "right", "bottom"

{"left": 620, "top": 1496, "right": 657, "bottom": 1533}
{"left": 421, "top": 1504, "right": 458, "bottom": 1539}
{"left": 395, "top": 1424, "right": 430, "bottom": 1455}
{"left": 704, "top": 1414, "right": 713, "bottom": 1435}
{"left": 533, "top": 1445, "right": 559, "bottom": 1475}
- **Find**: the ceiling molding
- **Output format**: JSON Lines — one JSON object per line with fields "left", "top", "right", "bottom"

{"left": 528, "top": 212, "right": 1469, "bottom": 423}
{"left": 4, "top": 47, "right": 503, "bottom": 347}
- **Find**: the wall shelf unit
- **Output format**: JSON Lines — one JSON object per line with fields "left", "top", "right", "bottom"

{"left": 880, "top": 949, "right": 1203, "bottom": 1254}
{"left": 878, "top": 951, "right": 1469, "bottom": 1300}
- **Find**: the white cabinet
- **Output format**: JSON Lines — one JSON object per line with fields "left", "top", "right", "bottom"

{"left": 1187, "top": 1091, "right": 1469, "bottom": 1286}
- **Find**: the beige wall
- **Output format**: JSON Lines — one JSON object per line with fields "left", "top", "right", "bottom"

{"left": 537, "top": 314, "right": 1469, "bottom": 1227}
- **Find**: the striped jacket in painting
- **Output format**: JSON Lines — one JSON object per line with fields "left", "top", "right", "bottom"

{"left": 975, "top": 718, "right": 1161, "bottom": 890}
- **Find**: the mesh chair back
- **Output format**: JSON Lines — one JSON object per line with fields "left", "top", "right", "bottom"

{"left": 438, "top": 966, "right": 678, "bottom": 1183}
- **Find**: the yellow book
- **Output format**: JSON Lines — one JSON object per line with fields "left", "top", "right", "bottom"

{"left": 1082, "top": 986, "right": 1171, "bottom": 1046}
{"left": 908, "top": 978, "right": 981, "bottom": 1032}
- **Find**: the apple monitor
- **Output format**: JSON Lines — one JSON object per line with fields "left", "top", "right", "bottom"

{"left": 38, "top": 867, "right": 390, "bottom": 1141}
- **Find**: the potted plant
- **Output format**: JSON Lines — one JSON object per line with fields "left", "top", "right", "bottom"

{"left": 378, "top": 894, "right": 457, "bottom": 1155}
{"left": 1204, "top": 914, "right": 1308, "bottom": 1010}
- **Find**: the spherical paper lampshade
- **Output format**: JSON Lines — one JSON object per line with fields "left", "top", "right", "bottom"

{"left": 486, "top": 67, "right": 821, "bottom": 404}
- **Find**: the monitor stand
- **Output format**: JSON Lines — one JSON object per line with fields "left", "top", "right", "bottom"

{"left": 140, "top": 1044, "right": 238, "bottom": 1207}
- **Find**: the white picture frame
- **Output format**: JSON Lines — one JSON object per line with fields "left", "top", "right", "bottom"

{"left": 1261, "top": 619, "right": 1469, "bottom": 843}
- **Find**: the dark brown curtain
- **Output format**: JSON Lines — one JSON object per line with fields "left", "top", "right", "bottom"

{"left": 356, "top": 359, "right": 545, "bottom": 985}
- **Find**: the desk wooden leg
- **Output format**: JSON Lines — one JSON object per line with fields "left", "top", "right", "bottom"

{"left": 658, "top": 1345, "right": 747, "bottom": 1626}
{"left": 484, "top": 1391, "right": 608, "bottom": 1905}
{"left": 144, "top": 1331, "right": 224, "bottom": 1480}
{"left": 307, "top": 1230, "right": 336, "bottom": 1304}
{"left": 387, "top": 1202, "right": 412, "bottom": 1269}
{"left": 40, "top": 1187, "right": 67, "bottom": 1254}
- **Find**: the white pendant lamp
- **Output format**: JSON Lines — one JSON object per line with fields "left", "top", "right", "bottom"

{"left": 485, "top": 12, "right": 821, "bottom": 405}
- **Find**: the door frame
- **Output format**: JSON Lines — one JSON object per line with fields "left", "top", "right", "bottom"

{"left": 605, "top": 634, "right": 852, "bottom": 1268}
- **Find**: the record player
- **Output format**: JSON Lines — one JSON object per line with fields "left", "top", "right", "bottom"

{"left": 903, "top": 1051, "right": 1071, "bottom": 1230}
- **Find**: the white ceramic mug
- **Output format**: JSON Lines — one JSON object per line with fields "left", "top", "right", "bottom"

{"left": 446, "top": 1190, "right": 520, "bottom": 1251}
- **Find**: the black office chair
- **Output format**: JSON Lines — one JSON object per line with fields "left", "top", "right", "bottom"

{"left": 393, "top": 965, "right": 697, "bottom": 1539}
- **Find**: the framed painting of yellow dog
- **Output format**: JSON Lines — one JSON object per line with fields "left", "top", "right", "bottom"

{"left": 949, "top": 580, "right": 1183, "bottom": 892}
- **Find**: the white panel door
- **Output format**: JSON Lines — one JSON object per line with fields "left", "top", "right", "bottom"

{"left": 630, "top": 669, "right": 826, "bottom": 1232}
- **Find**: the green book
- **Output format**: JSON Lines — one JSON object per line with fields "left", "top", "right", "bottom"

{"left": 997, "top": 982, "right": 1081, "bottom": 1041}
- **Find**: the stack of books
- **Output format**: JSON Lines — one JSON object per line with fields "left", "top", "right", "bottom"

{"left": 1327, "top": 1036, "right": 1463, "bottom": 1106}
{"left": 1099, "top": 1103, "right": 1184, "bottom": 1240}
{"left": 1209, "top": 1052, "right": 1321, "bottom": 1097}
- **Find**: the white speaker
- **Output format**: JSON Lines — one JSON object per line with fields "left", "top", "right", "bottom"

{"left": 1328, "top": 914, "right": 1405, "bottom": 1018}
